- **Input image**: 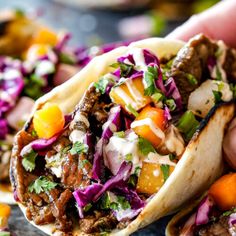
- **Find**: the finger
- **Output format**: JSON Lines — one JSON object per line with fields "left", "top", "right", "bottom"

{"left": 166, "top": 0, "right": 236, "bottom": 48}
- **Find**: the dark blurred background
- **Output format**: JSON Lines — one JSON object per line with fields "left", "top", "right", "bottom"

{"left": 0, "top": 0, "right": 220, "bottom": 47}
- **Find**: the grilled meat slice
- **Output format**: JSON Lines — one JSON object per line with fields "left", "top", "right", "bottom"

{"left": 197, "top": 216, "right": 232, "bottom": 236}
{"left": 169, "top": 34, "right": 218, "bottom": 105}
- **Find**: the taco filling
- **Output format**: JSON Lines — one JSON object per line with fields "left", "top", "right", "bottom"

{"left": 10, "top": 35, "right": 236, "bottom": 234}
{"left": 168, "top": 173, "right": 236, "bottom": 236}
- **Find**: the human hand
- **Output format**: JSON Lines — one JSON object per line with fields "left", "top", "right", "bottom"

{"left": 166, "top": 0, "right": 236, "bottom": 48}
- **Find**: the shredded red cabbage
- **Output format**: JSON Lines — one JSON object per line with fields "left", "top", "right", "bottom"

{"left": 143, "top": 49, "right": 159, "bottom": 65}
{"left": 164, "top": 106, "right": 172, "bottom": 121}
{"left": 229, "top": 213, "right": 236, "bottom": 227}
{"left": 92, "top": 106, "right": 122, "bottom": 180}
{"left": 117, "top": 54, "right": 135, "bottom": 65}
{"left": 73, "top": 162, "right": 132, "bottom": 219}
{"left": 195, "top": 196, "right": 214, "bottom": 226}
{"left": 165, "top": 77, "right": 183, "bottom": 111}
{"left": 73, "top": 183, "right": 103, "bottom": 218}
{"left": 116, "top": 186, "right": 145, "bottom": 210}
{"left": 93, "top": 161, "right": 132, "bottom": 201}
{"left": 207, "top": 56, "right": 217, "bottom": 72}
{"left": 0, "top": 119, "right": 8, "bottom": 139}
{"left": 55, "top": 32, "right": 71, "bottom": 51}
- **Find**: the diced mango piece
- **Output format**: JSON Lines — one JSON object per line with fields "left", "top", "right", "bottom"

{"left": 137, "top": 162, "right": 174, "bottom": 195}
{"left": 33, "top": 103, "right": 65, "bottom": 139}
{"left": 0, "top": 203, "right": 11, "bottom": 227}
{"left": 209, "top": 173, "right": 236, "bottom": 211}
{"left": 31, "top": 27, "right": 57, "bottom": 46}
{"left": 110, "top": 77, "right": 151, "bottom": 112}
{"left": 132, "top": 106, "right": 166, "bottom": 147}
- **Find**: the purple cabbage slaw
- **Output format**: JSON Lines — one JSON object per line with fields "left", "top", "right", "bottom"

{"left": 195, "top": 195, "right": 214, "bottom": 226}
{"left": 181, "top": 194, "right": 236, "bottom": 235}
{"left": 73, "top": 162, "right": 145, "bottom": 220}
{"left": 91, "top": 105, "right": 122, "bottom": 180}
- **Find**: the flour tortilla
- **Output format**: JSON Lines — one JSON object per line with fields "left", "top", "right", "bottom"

{"left": 165, "top": 193, "right": 207, "bottom": 236}
{"left": 15, "top": 38, "right": 234, "bottom": 235}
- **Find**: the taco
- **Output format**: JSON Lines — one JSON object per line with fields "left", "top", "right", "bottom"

{"left": 10, "top": 35, "right": 236, "bottom": 235}
{"left": 166, "top": 173, "right": 236, "bottom": 236}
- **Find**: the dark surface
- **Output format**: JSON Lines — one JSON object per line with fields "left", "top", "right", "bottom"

{"left": 0, "top": 0, "right": 183, "bottom": 235}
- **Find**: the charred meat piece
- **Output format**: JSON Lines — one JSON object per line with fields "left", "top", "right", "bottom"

{"left": 61, "top": 153, "right": 91, "bottom": 189}
{"left": 197, "top": 216, "right": 232, "bottom": 236}
{"left": 60, "top": 85, "right": 101, "bottom": 189}
{"left": 223, "top": 48, "right": 236, "bottom": 83}
{"left": 10, "top": 130, "right": 36, "bottom": 202}
{"left": 79, "top": 211, "right": 118, "bottom": 234}
{"left": 52, "top": 189, "right": 73, "bottom": 232}
{"left": 169, "top": 34, "right": 218, "bottom": 105}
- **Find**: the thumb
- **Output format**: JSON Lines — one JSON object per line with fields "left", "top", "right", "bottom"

{"left": 166, "top": 0, "right": 236, "bottom": 48}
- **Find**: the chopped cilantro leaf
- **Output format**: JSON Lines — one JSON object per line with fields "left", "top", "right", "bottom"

{"left": 125, "top": 153, "right": 133, "bottom": 161}
{"left": 151, "top": 92, "right": 164, "bottom": 103}
{"left": 110, "top": 202, "right": 119, "bottom": 210}
{"left": 94, "top": 77, "right": 112, "bottom": 94}
{"left": 114, "top": 131, "right": 125, "bottom": 138}
{"left": 222, "top": 207, "right": 236, "bottom": 217}
{"left": 100, "top": 193, "right": 110, "bottom": 210}
{"left": 144, "top": 66, "right": 158, "bottom": 96}
{"left": 134, "top": 166, "right": 141, "bottom": 176}
{"left": 22, "top": 150, "right": 38, "bottom": 172}
{"left": 126, "top": 104, "right": 139, "bottom": 117}
{"left": 128, "top": 174, "right": 137, "bottom": 187}
{"left": 212, "top": 90, "right": 222, "bottom": 103}
{"left": 160, "top": 164, "right": 170, "bottom": 182}
{"left": 119, "top": 62, "right": 134, "bottom": 77}
{"left": 186, "top": 73, "right": 198, "bottom": 85}
{"left": 110, "top": 62, "right": 119, "bottom": 69}
{"left": 138, "top": 137, "right": 156, "bottom": 156}
{"left": 70, "top": 141, "right": 88, "bottom": 155}
{"left": 117, "top": 196, "right": 131, "bottom": 210}
{"left": 100, "top": 193, "right": 131, "bottom": 211}
{"left": 28, "top": 176, "right": 57, "bottom": 194}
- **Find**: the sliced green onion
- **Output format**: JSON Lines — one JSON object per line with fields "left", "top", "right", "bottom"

{"left": 177, "top": 111, "right": 199, "bottom": 141}
{"left": 126, "top": 104, "right": 139, "bottom": 117}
